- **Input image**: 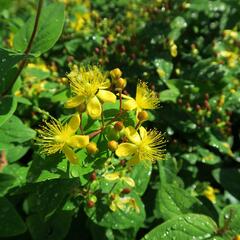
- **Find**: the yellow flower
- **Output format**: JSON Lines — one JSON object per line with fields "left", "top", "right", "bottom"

{"left": 122, "top": 82, "right": 160, "bottom": 112}
{"left": 116, "top": 126, "right": 165, "bottom": 165}
{"left": 109, "top": 194, "right": 140, "bottom": 213}
{"left": 103, "top": 172, "right": 135, "bottom": 187}
{"left": 65, "top": 66, "right": 116, "bottom": 119}
{"left": 36, "top": 114, "right": 89, "bottom": 164}
{"left": 202, "top": 186, "right": 219, "bottom": 203}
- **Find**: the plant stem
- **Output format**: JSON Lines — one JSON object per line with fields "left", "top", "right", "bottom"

{"left": 79, "top": 113, "right": 84, "bottom": 133}
{"left": 1, "top": 0, "right": 44, "bottom": 97}
{"left": 119, "top": 90, "right": 122, "bottom": 112}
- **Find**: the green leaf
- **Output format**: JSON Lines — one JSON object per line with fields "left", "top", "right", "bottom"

{"left": 155, "top": 184, "right": 207, "bottom": 220}
{"left": 0, "top": 197, "right": 26, "bottom": 237}
{"left": 14, "top": 3, "right": 65, "bottom": 56}
{"left": 219, "top": 204, "right": 240, "bottom": 238}
{"left": 27, "top": 211, "right": 72, "bottom": 240}
{"left": 154, "top": 59, "right": 173, "bottom": 83}
{"left": 160, "top": 88, "right": 180, "bottom": 103}
{"left": 27, "top": 153, "right": 64, "bottom": 183}
{"left": 0, "top": 48, "right": 25, "bottom": 73}
{"left": 85, "top": 192, "right": 145, "bottom": 229}
{"left": 0, "top": 48, "right": 25, "bottom": 93}
{"left": 158, "top": 154, "right": 183, "bottom": 186}
{"left": 0, "top": 143, "right": 29, "bottom": 162}
{"left": 2, "top": 164, "right": 28, "bottom": 187}
{"left": 130, "top": 161, "right": 152, "bottom": 196}
{"left": 212, "top": 168, "right": 240, "bottom": 200}
{"left": 26, "top": 178, "right": 79, "bottom": 219}
{"left": 0, "top": 173, "right": 16, "bottom": 197}
{"left": 0, "top": 115, "right": 36, "bottom": 143}
{"left": 0, "top": 0, "right": 12, "bottom": 11}
{"left": 141, "top": 214, "right": 218, "bottom": 240}
{"left": 0, "top": 96, "right": 17, "bottom": 127}
{"left": 169, "top": 16, "right": 187, "bottom": 40}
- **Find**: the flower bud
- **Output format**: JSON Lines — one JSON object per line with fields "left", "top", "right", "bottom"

{"left": 121, "top": 188, "right": 131, "bottom": 194}
{"left": 114, "top": 121, "right": 124, "bottom": 131}
{"left": 87, "top": 200, "right": 95, "bottom": 208}
{"left": 77, "top": 103, "right": 87, "bottom": 113}
{"left": 86, "top": 142, "right": 98, "bottom": 154}
{"left": 89, "top": 171, "right": 97, "bottom": 181}
{"left": 137, "top": 111, "right": 148, "bottom": 121}
{"left": 110, "top": 68, "right": 122, "bottom": 79}
{"left": 115, "top": 78, "right": 126, "bottom": 89}
{"left": 108, "top": 140, "right": 118, "bottom": 152}
{"left": 120, "top": 159, "right": 126, "bottom": 166}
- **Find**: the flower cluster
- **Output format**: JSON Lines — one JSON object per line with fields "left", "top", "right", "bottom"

{"left": 36, "top": 65, "right": 166, "bottom": 212}
{"left": 37, "top": 65, "right": 166, "bottom": 166}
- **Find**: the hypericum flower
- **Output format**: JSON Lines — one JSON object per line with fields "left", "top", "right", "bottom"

{"left": 122, "top": 82, "right": 160, "bottom": 112}
{"left": 36, "top": 114, "right": 89, "bottom": 164}
{"left": 116, "top": 126, "right": 165, "bottom": 165}
{"left": 202, "top": 186, "right": 219, "bottom": 203}
{"left": 109, "top": 194, "right": 140, "bottom": 213}
{"left": 65, "top": 65, "right": 116, "bottom": 119}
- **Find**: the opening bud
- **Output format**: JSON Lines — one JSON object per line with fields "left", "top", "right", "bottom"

{"left": 108, "top": 140, "right": 118, "bottom": 152}
{"left": 110, "top": 68, "right": 122, "bottom": 79}
{"left": 114, "top": 121, "right": 124, "bottom": 131}
{"left": 86, "top": 142, "right": 98, "bottom": 154}
{"left": 137, "top": 111, "right": 148, "bottom": 121}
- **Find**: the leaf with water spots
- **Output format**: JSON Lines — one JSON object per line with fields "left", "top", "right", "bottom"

{"left": 13, "top": 3, "right": 65, "bottom": 56}
{"left": 141, "top": 214, "right": 218, "bottom": 240}
{"left": 219, "top": 204, "right": 240, "bottom": 239}
{"left": 0, "top": 96, "right": 17, "bottom": 127}
{"left": 130, "top": 161, "right": 152, "bottom": 196}
{"left": 154, "top": 184, "right": 209, "bottom": 220}
{"left": 85, "top": 191, "right": 146, "bottom": 229}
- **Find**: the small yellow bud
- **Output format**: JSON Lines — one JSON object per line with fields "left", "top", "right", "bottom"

{"left": 137, "top": 111, "right": 148, "bottom": 121}
{"left": 86, "top": 142, "right": 98, "bottom": 154}
{"left": 110, "top": 68, "right": 122, "bottom": 79}
{"left": 108, "top": 140, "right": 118, "bottom": 152}
{"left": 114, "top": 121, "right": 124, "bottom": 131}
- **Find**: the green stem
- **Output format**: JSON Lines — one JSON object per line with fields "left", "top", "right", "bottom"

{"left": 1, "top": 0, "right": 44, "bottom": 97}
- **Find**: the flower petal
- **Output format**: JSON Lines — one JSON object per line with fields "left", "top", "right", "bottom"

{"left": 125, "top": 126, "right": 141, "bottom": 145}
{"left": 116, "top": 143, "right": 137, "bottom": 157}
{"left": 122, "top": 99, "right": 137, "bottom": 111}
{"left": 123, "top": 177, "right": 135, "bottom": 187}
{"left": 68, "top": 135, "right": 89, "bottom": 148}
{"left": 87, "top": 96, "right": 102, "bottom": 119}
{"left": 104, "top": 172, "right": 120, "bottom": 181}
{"left": 64, "top": 95, "right": 85, "bottom": 108}
{"left": 67, "top": 114, "right": 80, "bottom": 134}
{"left": 121, "top": 94, "right": 133, "bottom": 100}
{"left": 97, "top": 90, "right": 116, "bottom": 103}
{"left": 62, "top": 145, "right": 78, "bottom": 164}
{"left": 139, "top": 126, "right": 147, "bottom": 140}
